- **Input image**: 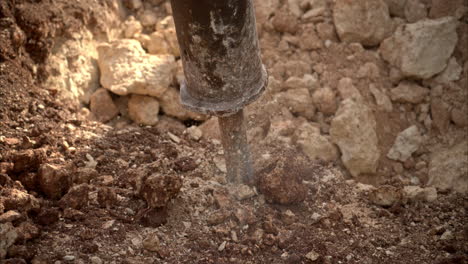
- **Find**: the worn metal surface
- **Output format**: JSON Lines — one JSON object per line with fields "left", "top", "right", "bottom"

{"left": 218, "top": 109, "right": 253, "bottom": 184}
{"left": 171, "top": 0, "right": 267, "bottom": 116}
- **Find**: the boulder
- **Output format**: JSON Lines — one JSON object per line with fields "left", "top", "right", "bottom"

{"left": 428, "top": 141, "right": 468, "bottom": 193}
{"left": 333, "top": 0, "right": 393, "bottom": 46}
{"left": 390, "top": 81, "right": 429, "bottom": 104}
{"left": 380, "top": 17, "right": 458, "bottom": 79}
{"left": 89, "top": 88, "right": 119, "bottom": 123}
{"left": 295, "top": 123, "right": 338, "bottom": 162}
{"left": 387, "top": 125, "right": 423, "bottom": 162}
{"left": 97, "top": 39, "right": 176, "bottom": 98}
{"left": 330, "top": 99, "right": 380, "bottom": 177}
{"left": 128, "top": 95, "right": 160, "bottom": 126}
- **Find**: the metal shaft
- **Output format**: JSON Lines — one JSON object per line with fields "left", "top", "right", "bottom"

{"left": 218, "top": 109, "right": 253, "bottom": 185}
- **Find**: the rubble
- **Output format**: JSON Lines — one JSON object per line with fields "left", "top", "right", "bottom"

{"left": 380, "top": 17, "right": 458, "bottom": 79}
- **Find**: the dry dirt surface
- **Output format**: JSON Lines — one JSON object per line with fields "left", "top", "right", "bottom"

{"left": 1, "top": 0, "right": 467, "bottom": 264}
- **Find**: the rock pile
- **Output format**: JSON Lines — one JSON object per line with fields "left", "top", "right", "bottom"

{"left": 44, "top": 0, "right": 467, "bottom": 194}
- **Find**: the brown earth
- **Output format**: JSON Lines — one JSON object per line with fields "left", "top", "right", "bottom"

{"left": 1, "top": 0, "right": 467, "bottom": 264}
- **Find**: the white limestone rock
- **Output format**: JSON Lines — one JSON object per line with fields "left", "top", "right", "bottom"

{"left": 97, "top": 39, "right": 176, "bottom": 98}
{"left": 330, "top": 99, "right": 380, "bottom": 177}
{"left": 380, "top": 17, "right": 458, "bottom": 79}
{"left": 387, "top": 125, "right": 423, "bottom": 162}
{"left": 333, "top": 0, "right": 393, "bottom": 46}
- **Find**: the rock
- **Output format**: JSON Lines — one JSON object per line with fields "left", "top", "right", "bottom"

{"left": 276, "top": 88, "right": 315, "bottom": 119}
{"left": 451, "top": 107, "right": 468, "bottom": 127}
{"left": 404, "top": 0, "right": 427, "bottom": 23}
{"left": 356, "top": 62, "right": 380, "bottom": 79}
{"left": 142, "top": 232, "right": 160, "bottom": 252}
{"left": 305, "top": 250, "right": 320, "bottom": 261}
{"left": 387, "top": 125, "right": 423, "bottom": 162}
{"left": 333, "top": 0, "right": 393, "bottom": 46}
{"left": 337, "top": 77, "right": 362, "bottom": 100}
{"left": 138, "top": 9, "right": 158, "bottom": 27}
{"left": 58, "top": 184, "right": 90, "bottom": 209}
{"left": 128, "top": 95, "right": 160, "bottom": 125}
{"left": 299, "top": 27, "right": 323, "bottom": 51}
{"left": 302, "top": 7, "right": 326, "bottom": 20}
{"left": 380, "top": 17, "right": 458, "bottom": 79}
{"left": 315, "top": 23, "right": 336, "bottom": 42}
{"left": 207, "top": 210, "right": 229, "bottom": 225}
{"left": 440, "top": 230, "right": 454, "bottom": 240}
{"left": 433, "top": 57, "right": 462, "bottom": 84}
{"left": 312, "top": 87, "right": 337, "bottom": 115}
{"left": 431, "top": 98, "right": 450, "bottom": 133}
{"left": 369, "top": 84, "right": 393, "bottom": 112}
{"left": 428, "top": 141, "right": 468, "bottom": 193}
{"left": 123, "top": 16, "right": 142, "bottom": 38}
{"left": 89, "top": 88, "right": 119, "bottom": 123}
{"left": 383, "top": 0, "right": 407, "bottom": 17}
{"left": 9, "top": 148, "right": 46, "bottom": 174}
{"left": 199, "top": 117, "right": 221, "bottom": 140}
{"left": 272, "top": 9, "right": 299, "bottom": 34}
{"left": 147, "top": 32, "right": 171, "bottom": 55}
{"left": 230, "top": 184, "right": 256, "bottom": 201}
{"left": 123, "top": 0, "right": 142, "bottom": 10}
{"left": 154, "top": 16, "right": 180, "bottom": 57}
{"left": 97, "top": 39, "right": 176, "bottom": 98}
{"left": 429, "top": 0, "right": 466, "bottom": 19}
{"left": 282, "top": 210, "right": 296, "bottom": 225}
{"left": 90, "top": 256, "right": 103, "bottom": 264}
{"left": 35, "top": 208, "right": 59, "bottom": 226}
{"left": 369, "top": 185, "right": 402, "bottom": 207}
{"left": 330, "top": 99, "right": 380, "bottom": 177}
{"left": 403, "top": 186, "right": 437, "bottom": 202}
{"left": 0, "top": 210, "right": 21, "bottom": 223}
{"left": 284, "top": 60, "right": 312, "bottom": 78}
{"left": 44, "top": 29, "right": 100, "bottom": 105}
{"left": 254, "top": 0, "right": 281, "bottom": 26}
{"left": 186, "top": 126, "right": 202, "bottom": 141}
{"left": 256, "top": 150, "right": 309, "bottom": 205}
{"left": 140, "top": 173, "right": 182, "bottom": 208}
{"left": 390, "top": 81, "right": 429, "bottom": 104}
{"left": 15, "top": 221, "right": 40, "bottom": 243}
{"left": 72, "top": 167, "right": 98, "bottom": 185}
{"left": 0, "top": 222, "right": 18, "bottom": 259}
{"left": 38, "top": 163, "right": 71, "bottom": 199}
{"left": 295, "top": 123, "right": 338, "bottom": 162}
{"left": 2, "top": 189, "right": 40, "bottom": 213}
{"left": 159, "top": 87, "right": 206, "bottom": 121}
